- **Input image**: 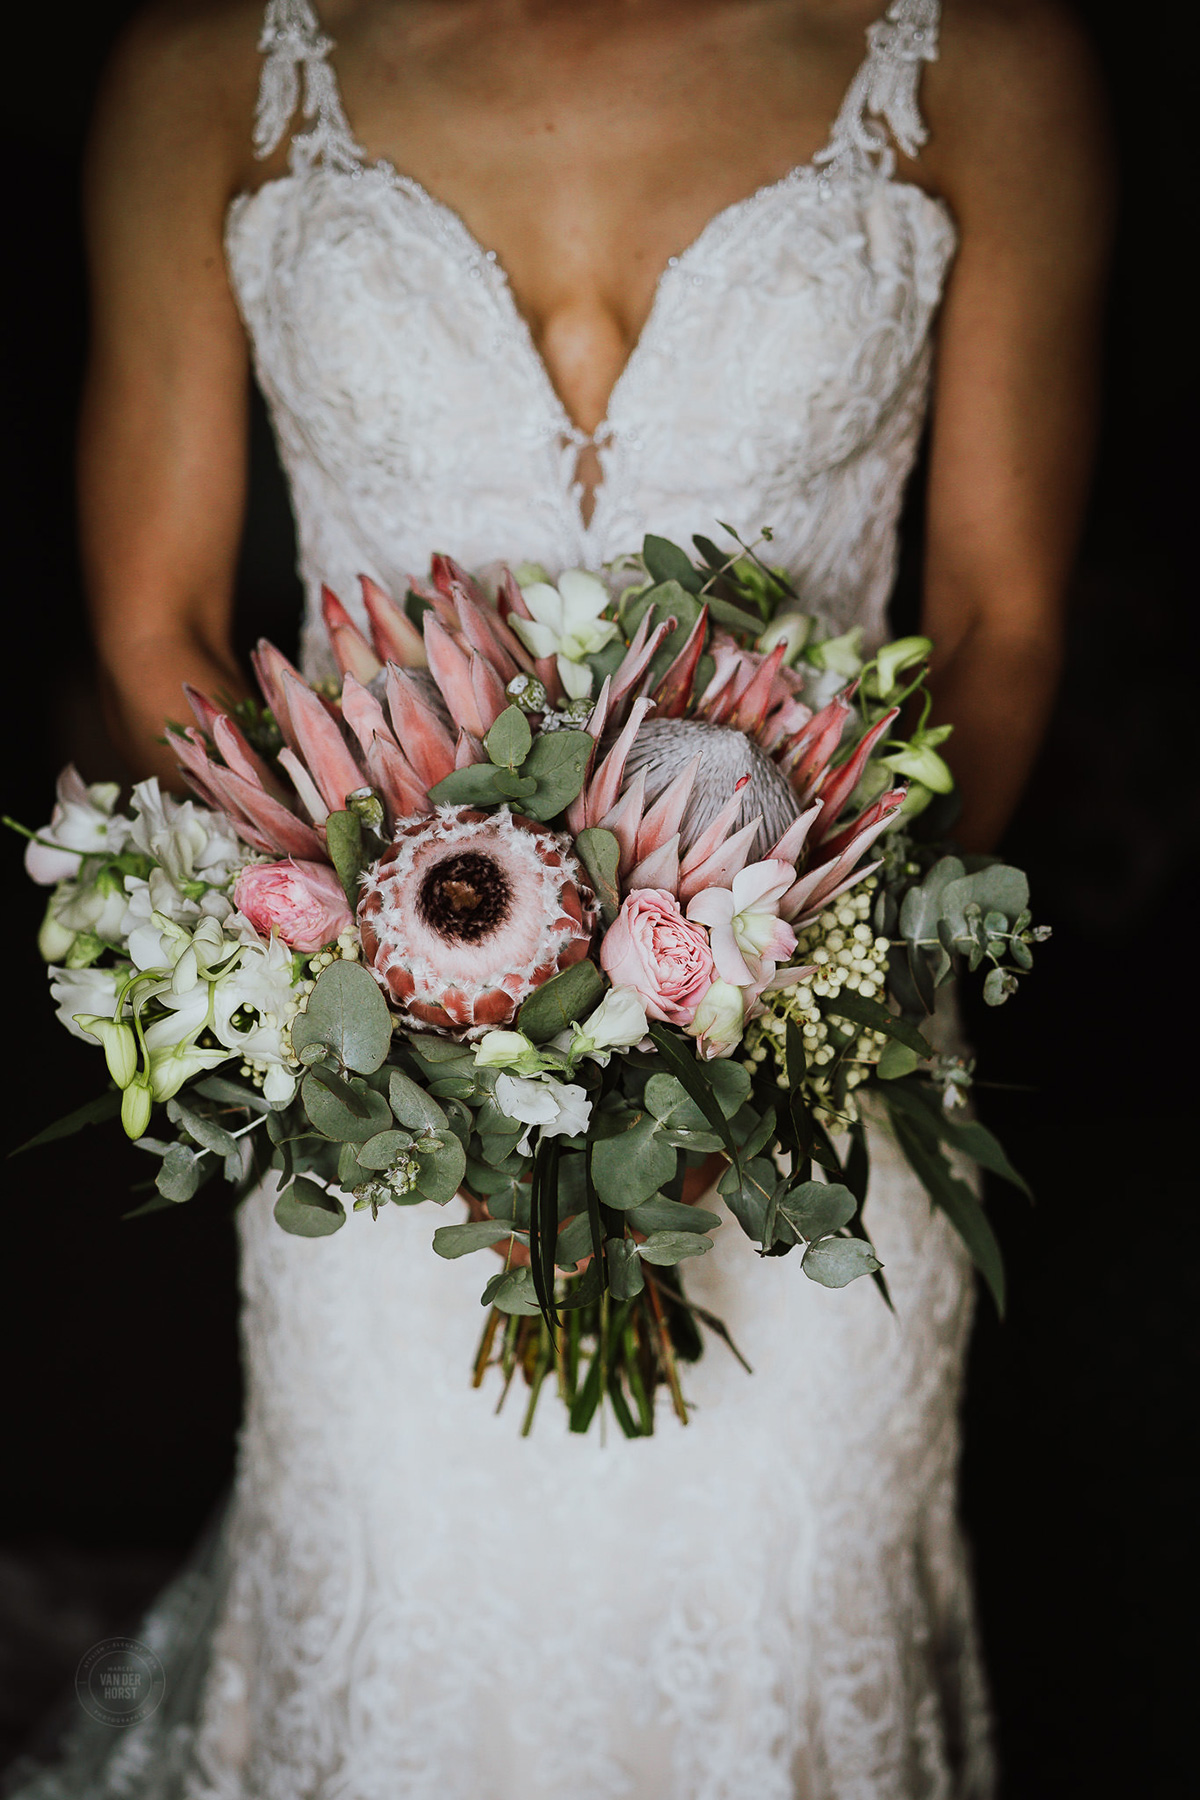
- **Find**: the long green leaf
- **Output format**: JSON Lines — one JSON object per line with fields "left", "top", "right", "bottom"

{"left": 13, "top": 1089, "right": 121, "bottom": 1155}
{"left": 823, "top": 991, "right": 933, "bottom": 1057}
{"left": 887, "top": 1104, "right": 1006, "bottom": 1316}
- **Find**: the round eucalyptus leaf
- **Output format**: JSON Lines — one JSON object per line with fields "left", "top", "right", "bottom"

{"left": 411, "top": 1131, "right": 467, "bottom": 1206}
{"left": 636, "top": 1231, "right": 713, "bottom": 1265}
{"left": 290, "top": 959, "right": 393, "bottom": 1074}
{"left": 357, "top": 1128, "right": 414, "bottom": 1171}
{"left": 802, "top": 1236, "right": 881, "bottom": 1288}
{"left": 273, "top": 1177, "right": 346, "bottom": 1237}
{"left": 433, "top": 1219, "right": 522, "bottom": 1259}
{"left": 778, "top": 1180, "right": 857, "bottom": 1244}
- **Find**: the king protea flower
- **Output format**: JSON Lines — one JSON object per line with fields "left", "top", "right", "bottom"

{"left": 357, "top": 808, "right": 596, "bottom": 1037}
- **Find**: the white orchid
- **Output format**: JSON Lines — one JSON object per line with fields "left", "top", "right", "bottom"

{"left": 686, "top": 859, "right": 798, "bottom": 987}
{"left": 510, "top": 568, "right": 619, "bottom": 699}
{"left": 494, "top": 1072, "right": 593, "bottom": 1155}
{"left": 24, "top": 767, "right": 130, "bottom": 886}
{"left": 49, "top": 964, "right": 122, "bottom": 1042}
{"left": 127, "top": 780, "right": 244, "bottom": 893}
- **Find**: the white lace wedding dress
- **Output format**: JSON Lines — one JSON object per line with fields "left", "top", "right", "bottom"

{"left": 10, "top": 3, "right": 994, "bottom": 1795}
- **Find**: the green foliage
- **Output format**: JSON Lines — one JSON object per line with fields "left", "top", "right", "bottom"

{"left": 591, "top": 1109, "right": 677, "bottom": 1208}
{"left": 518, "top": 729, "right": 593, "bottom": 819}
{"left": 574, "top": 827, "right": 621, "bottom": 923}
{"left": 517, "top": 959, "right": 605, "bottom": 1044}
{"left": 273, "top": 1177, "right": 346, "bottom": 1237}
{"left": 802, "top": 1237, "right": 882, "bottom": 1287}
{"left": 290, "top": 958, "right": 393, "bottom": 1074}
{"left": 325, "top": 809, "right": 365, "bottom": 908}
{"left": 301, "top": 1066, "right": 392, "bottom": 1142}
{"left": 484, "top": 704, "right": 533, "bottom": 769}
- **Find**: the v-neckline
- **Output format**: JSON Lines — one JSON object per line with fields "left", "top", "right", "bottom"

{"left": 356, "top": 148, "right": 843, "bottom": 446}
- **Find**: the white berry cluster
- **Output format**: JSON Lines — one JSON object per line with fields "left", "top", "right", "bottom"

{"left": 742, "top": 880, "right": 891, "bottom": 1123}
{"left": 238, "top": 928, "right": 362, "bottom": 1090}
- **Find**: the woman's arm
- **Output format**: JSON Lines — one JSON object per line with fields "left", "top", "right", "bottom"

{"left": 80, "top": 3, "right": 265, "bottom": 784}
{"left": 916, "top": 0, "right": 1113, "bottom": 851}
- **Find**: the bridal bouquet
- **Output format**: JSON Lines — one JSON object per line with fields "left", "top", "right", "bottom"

{"left": 17, "top": 531, "right": 1042, "bottom": 1435}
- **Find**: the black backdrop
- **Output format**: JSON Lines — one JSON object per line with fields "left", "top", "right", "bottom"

{"left": 1, "top": 5, "right": 1194, "bottom": 1794}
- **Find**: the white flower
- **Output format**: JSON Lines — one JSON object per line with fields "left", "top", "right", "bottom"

{"left": 686, "top": 859, "right": 798, "bottom": 986}
{"left": 49, "top": 964, "right": 122, "bottom": 1041}
{"left": 756, "top": 614, "right": 812, "bottom": 666}
{"left": 127, "top": 781, "right": 244, "bottom": 895}
{"left": 25, "top": 767, "right": 129, "bottom": 885}
{"left": 494, "top": 1072, "right": 593, "bottom": 1154}
{"left": 566, "top": 986, "right": 648, "bottom": 1066}
{"left": 474, "top": 1029, "right": 544, "bottom": 1075}
{"left": 210, "top": 934, "right": 303, "bottom": 1092}
{"left": 510, "top": 569, "right": 619, "bottom": 699}
{"left": 685, "top": 979, "right": 746, "bottom": 1060}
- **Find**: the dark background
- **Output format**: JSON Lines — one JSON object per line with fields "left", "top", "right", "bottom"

{"left": 1, "top": 3, "right": 1194, "bottom": 1794}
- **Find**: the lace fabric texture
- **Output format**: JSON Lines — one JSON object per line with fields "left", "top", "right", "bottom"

{"left": 8, "top": 3, "right": 996, "bottom": 1796}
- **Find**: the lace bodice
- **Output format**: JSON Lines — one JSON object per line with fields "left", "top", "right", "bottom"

{"left": 226, "top": 0, "right": 956, "bottom": 679}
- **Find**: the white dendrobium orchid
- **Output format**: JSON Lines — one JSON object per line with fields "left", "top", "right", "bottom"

{"left": 127, "top": 780, "right": 244, "bottom": 894}
{"left": 566, "top": 986, "right": 649, "bottom": 1066}
{"left": 510, "top": 569, "right": 619, "bottom": 699}
{"left": 685, "top": 979, "right": 747, "bottom": 1061}
{"left": 147, "top": 1041, "right": 230, "bottom": 1104}
{"left": 686, "top": 859, "right": 799, "bottom": 987}
{"left": 25, "top": 767, "right": 129, "bottom": 886}
{"left": 49, "top": 965, "right": 122, "bottom": 1041}
{"left": 494, "top": 1072, "right": 593, "bottom": 1155}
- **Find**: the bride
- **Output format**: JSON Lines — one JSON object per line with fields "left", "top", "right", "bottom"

{"left": 28, "top": 1, "right": 1106, "bottom": 1795}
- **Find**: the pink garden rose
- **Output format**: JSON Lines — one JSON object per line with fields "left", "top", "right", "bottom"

{"left": 599, "top": 889, "right": 715, "bottom": 1027}
{"left": 233, "top": 859, "right": 353, "bottom": 953}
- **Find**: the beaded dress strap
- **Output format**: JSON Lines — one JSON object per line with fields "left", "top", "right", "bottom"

{"left": 819, "top": 0, "right": 942, "bottom": 177}
{"left": 252, "top": 0, "right": 366, "bottom": 172}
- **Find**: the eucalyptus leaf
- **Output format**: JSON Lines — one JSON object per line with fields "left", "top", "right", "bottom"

{"left": 802, "top": 1236, "right": 881, "bottom": 1287}
{"left": 605, "top": 1236, "right": 645, "bottom": 1299}
{"left": 410, "top": 1130, "right": 467, "bottom": 1206}
{"left": 519, "top": 729, "right": 594, "bottom": 819}
{"left": 290, "top": 958, "right": 393, "bottom": 1074}
{"left": 574, "top": 826, "right": 621, "bottom": 922}
{"left": 706, "top": 1058, "right": 752, "bottom": 1119}
{"left": 718, "top": 1157, "right": 777, "bottom": 1245}
{"left": 193, "top": 1076, "right": 272, "bottom": 1115}
{"left": 301, "top": 1067, "right": 392, "bottom": 1142}
{"left": 484, "top": 704, "right": 533, "bottom": 769}
{"left": 626, "top": 1197, "right": 722, "bottom": 1235}
{"left": 166, "top": 1097, "right": 238, "bottom": 1160}
{"left": 481, "top": 1266, "right": 542, "bottom": 1315}
{"left": 387, "top": 1066, "right": 448, "bottom": 1132}
{"left": 898, "top": 856, "right": 966, "bottom": 946}
{"left": 403, "top": 1034, "right": 475, "bottom": 1066}
{"left": 517, "top": 959, "right": 605, "bottom": 1043}
{"left": 636, "top": 1230, "right": 713, "bottom": 1265}
{"left": 433, "top": 1219, "right": 522, "bottom": 1259}
{"left": 357, "top": 1128, "right": 414, "bottom": 1171}
{"left": 553, "top": 1210, "right": 595, "bottom": 1267}
{"left": 591, "top": 1109, "right": 676, "bottom": 1207}
{"left": 273, "top": 1177, "right": 346, "bottom": 1237}
{"left": 777, "top": 1180, "right": 856, "bottom": 1243}
{"left": 427, "top": 763, "right": 509, "bottom": 807}
{"left": 325, "top": 809, "right": 365, "bottom": 909}
{"left": 155, "top": 1143, "right": 209, "bottom": 1203}
{"left": 642, "top": 534, "right": 704, "bottom": 592}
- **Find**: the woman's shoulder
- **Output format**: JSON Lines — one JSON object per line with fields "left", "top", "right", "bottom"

{"left": 914, "top": 0, "right": 1109, "bottom": 214}
{"left": 91, "top": 0, "right": 275, "bottom": 197}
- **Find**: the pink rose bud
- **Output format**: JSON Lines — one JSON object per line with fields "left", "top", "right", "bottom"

{"left": 233, "top": 859, "right": 353, "bottom": 953}
{"left": 599, "top": 889, "right": 715, "bottom": 1028}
